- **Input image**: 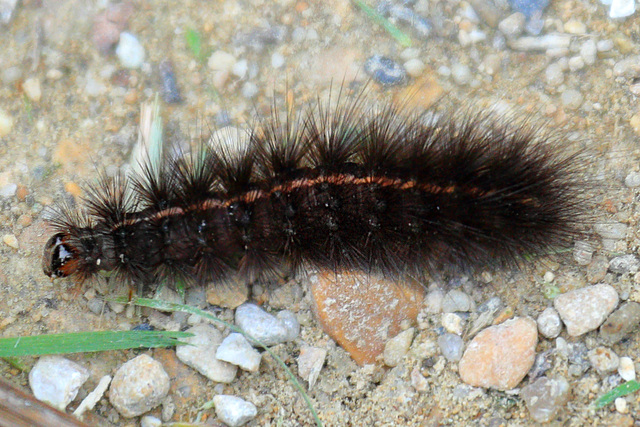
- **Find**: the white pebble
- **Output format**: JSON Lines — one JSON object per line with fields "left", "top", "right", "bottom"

{"left": 116, "top": 32, "right": 145, "bottom": 69}
{"left": 0, "top": 109, "right": 13, "bottom": 137}
{"left": 140, "top": 416, "right": 163, "bottom": 427}
{"left": 625, "top": 171, "right": 640, "bottom": 187}
{"left": 29, "top": 356, "right": 90, "bottom": 410}
{"left": 568, "top": 56, "right": 585, "bottom": 72}
{"left": 23, "top": 77, "right": 41, "bottom": 102}
{"left": 615, "top": 397, "right": 628, "bottom": 413}
{"left": 619, "top": 356, "right": 636, "bottom": 381}
{"left": 3, "top": 234, "right": 18, "bottom": 249}
{"left": 404, "top": 58, "right": 425, "bottom": 78}
{"left": 580, "top": 39, "right": 597, "bottom": 65}
{"left": 537, "top": 307, "right": 563, "bottom": 339}
{"left": 545, "top": 62, "right": 564, "bottom": 86}
{"left": 383, "top": 328, "right": 414, "bottom": 367}
{"left": 177, "top": 324, "right": 238, "bottom": 383}
{"left": 451, "top": 63, "right": 471, "bottom": 85}
{"left": 214, "top": 395, "right": 257, "bottom": 427}
{"left": 232, "top": 59, "right": 248, "bottom": 78}
{"left": 561, "top": 89, "right": 583, "bottom": 109}
{"left": 215, "top": 333, "right": 262, "bottom": 372}
{"left": 441, "top": 312, "right": 464, "bottom": 335}
{"left": 73, "top": 375, "right": 111, "bottom": 417}
{"left": 241, "top": 82, "right": 258, "bottom": 99}
{"left": 597, "top": 39, "right": 614, "bottom": 52}
{"left": 271, "top": 52, "right": 285, "bottom": 69}
{"left": 208, "top": 50, "right": 236, "bottom": 72}
{"left": 609, "top": 0, "right": 635, "bottom": 19}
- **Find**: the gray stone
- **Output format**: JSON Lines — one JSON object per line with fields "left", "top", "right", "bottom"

{"left": 609, "top": 255, "right": 640, "bottom": 274}
{"left": 588, "top": 346, "right": 620, "bottom": 375}
{"left": 109, "top": 354, "right": 170, "bottom": 418}
{"left": 537, "top": 307, "right": 563, "bottom": 339}
{"left": 600, "top": 302, "right": 640, "bottom": 344}
{"left": 441, "top": 290, "right": 473, "bottom": 313}
{"left": 214, "top": 395, "right": 257, "bottom": 427}
{"left": 215, "top": 333, "right": 262, "bottom": 372}
{"left": 383, "top": 328, "right": 414, "bottom": 367}
{"left": 176, "top": 324, "right": 238, "bottom": 383}
{"left": 235, "top": 303, "right": 292, "bottom": 346}
{"left": 298, "top": 346, "right": 327, "bottom": 389}
{"left": 438, "top": 333, "right": 464, "bottom": 362}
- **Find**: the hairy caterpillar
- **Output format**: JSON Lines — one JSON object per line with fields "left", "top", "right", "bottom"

{"left": 42, "top": 93, "right": 588, "bottom": 291}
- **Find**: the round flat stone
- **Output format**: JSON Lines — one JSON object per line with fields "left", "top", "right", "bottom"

{"left": 554, "top": 284, "right": 619, "bottom": 337}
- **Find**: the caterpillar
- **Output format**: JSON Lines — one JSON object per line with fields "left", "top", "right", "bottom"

{"left": 42, "top": 93, "right": 588, "bottom": 291}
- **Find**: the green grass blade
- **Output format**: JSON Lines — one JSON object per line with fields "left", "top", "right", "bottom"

{"left": 353, "top": 0, "right": 412, "bottom": 47}
{"left": 594, "top": 380, "right": 640, "bottom": 409}
{"left": 0, "top": 331, "right": 192, "bottom": 357}
{"left": 112, "top": 297, "right": 323, "bottom": 427}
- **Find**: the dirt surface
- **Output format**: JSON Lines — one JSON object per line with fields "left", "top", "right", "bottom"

{"left": 2, "top": 0, "right": 640, "bottom": 426}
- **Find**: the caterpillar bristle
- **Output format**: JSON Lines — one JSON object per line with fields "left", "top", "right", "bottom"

{"left": 42, "top": 92, "right": 590, "bottom": 292}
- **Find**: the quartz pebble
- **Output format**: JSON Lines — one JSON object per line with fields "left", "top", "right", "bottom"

{"left": 561, "top": 89, "right": 583, "bottom": 109}
{"left": 521, "top": 377, "right": 570, "bottom": 423}
{"left": 215, "top": 333, "right": 262, "bottom": 372}
{"left": 537, "top": 307, "right": 562, "bottom": 339}
{"left": 298, "top": 346, "right": 327, "bottom": 388}
{"left": 23, "top": 77, "right": 42, "bottom": 102}
{"left": 615, "top": 397, "right": 628, "bottom": 414}
{"left": 619, "top": 356, "right": 636, "bottom": 381}
{"left": 3, "top": 234, "right": 18, "bottom": 249}
{"left": 509, "top": 34, "right": 572, "bottom": 51}
{"left": 176, "top": 324, "right": 238, "bottom": 383}
{"left": 116, "top": 32, "right": 145, "bottom": 69}
{"left": 109, "top": 354, "right": 170, "bottom": 418}
{"left": 554, "top": 284, "right": 619, "bottom": 336}
{"left": 441, "top": 312, "right": 464, "bottom": 335}
{"left": 29, "top": 356, "right": 90, "bottom": 410}
{"left": 438, "top": 333, "right": 464, "bottom": 362}
{"left": 73, "top": 375, "right": 111, "bottom": 417}
{"left": 498, "top": 12, "right": 525, "bottom": 38}
{"left": 573, "top": 241, "right": 594, "bottom": 265}
{"left": 588, "top": 346, "right": 620, "bottom": 374}
{"left": 383, "top": 328, "right": 414, "bottom": 367}
{"left": 425, "top": 289, "right": 445, "bottom": 313}
{"left": 141, "top": 416, "right": 162, "bottom": 427}
{"left": 213, "top": 395, "right": 258, "bottom": 427}
{"left": 458, "top": 317, "right": 538, "bottom": 390}
{"left": 545, "top": 62, "right": 564, "bottom": 86}
{"left": 609, "top": 0, "right": 635, "bottom": 19}
{"left": 600, "top": 302, "right": 640, "bottom": 344}
{"left": 404, "top": 58, "right": 425, "bottom": 78}
{"left": 276, "top": 310, "right": 300, "bottom": 341}
{"left": 235, "top": 303, "right": 293, "bottom": 346}
{"left": 0, "top": 109, "right": 13, "bottom": 137}
{"left": 451, "top": 63, "right": 472, "bottom": 85}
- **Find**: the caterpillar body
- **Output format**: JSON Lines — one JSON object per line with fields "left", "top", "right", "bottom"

{"left": 42, "top": 95, "right": 587, "bottom": 290}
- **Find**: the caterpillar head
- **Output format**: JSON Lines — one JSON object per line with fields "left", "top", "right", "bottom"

{"left": 42, "top": 233, "right": 80, "bottom": 278}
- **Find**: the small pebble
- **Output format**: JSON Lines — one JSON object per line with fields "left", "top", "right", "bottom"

{"left": 458, "top": 317, "right": 538, "bottom": 390}
{"left": 109, "top": 354, "right": 170, "bottom": 418}
{"left": 498, "top": 12, "right": 525, "bottom": 38}
{"left": 521, "top": 377, "right": 570, "bottom": 423}
{"left": 298, "top": 346, "right": 327, "bottom": 389}
{"left": 425, "top": 289, "right": 444, "bottom": 314}
{"left": 537, "top": 307, "right": 563, "bottom": 339}
{"left": 600, "top": 302, "right": 640, "bottom": 344}
{"left": 545, "top": 62, "right": 564, "bottom": 86}
{"left": 451, "top": 63, "right": 472, "bottom": 85}
{"left": 176, "top": 324, "right": 238, "bottom": 383}
{"left": 573, "top": 241, "right": 594, "bottom": 265}
{"left": 215, "top": 333, "right": 262, "bottom": 372}
{"left": 3, "top": 234, "right": 18, "bottom": 249}
{"left": 159, "top": 60, "right": 182, "bottom": 104}
{"left": 438, "top": 333, "right": 464, "bottom": 362}
{"left": 508, "top": 34, "right": 572, "bottom": 51}
{"left": 364, "top": 55, "right": 407, "bottom": 86}
{"left": 613, "top": 56, "right": 640, "bottom": 78}
{"left": 383, "top": 328, "right": 414, "bottom": 367}
{"left": 508, "top": 0, "right": 549, "bottom": 18}
{"left": 568, "top": 56, "right": 585, "bottom": 72}
{"left": 441, "top": 312, "right": 465, "bottom": 335}
{"left": 618, "top": 356, "right": 636, "bottom": 381}
{"left": 140, "top": 416, "right": 162, "bottom": 427}
{"left": 241, "top": 81, "right": 259, "bottom": 99}
{"left": 277, "top": 310, "right": 300, "bottom": 341}
{"left": 232, "top": 59, "right": 248, "bottom": 78}
{"left": 563, "top": 20, "right": 586, "bottom": 34}
{"left": 29, "top": 356, "right": 90, "bottom": 410}
{"left": 615, "top": 397, "right": 628, "bottom": 414}
{"left": 609, "top": 255, "right": 640, "bottom": 274}
{"left": 597, "top": 39, "right": 614, "bottom": 52}
{"left": 213, "top": 395, "right": 258, "bottom": 427}
{"left": 0, "top": 109, "right": 13, "bottom": 137}
{"left": 554, "top": 284, "right": 619, "bottom": 336}
{"left": 73, "top": 375, "right": 111, "bottom": 417}
{"left": 116, "top": 32, "right": 145, "bottom": 69}
{"left": 403, "top": 58, "right": 425, "bottom": 78}
{"left": 23, "top": 77, "right": 42, "bottom": 102}
{"left": 625, "top": 171, "right": 640, "bottom": 187}
{"left": 86, "top": 298, "right": 107, "bottom": 315}
{"left": 208, "top": 50, "right": 237, "bottom": 72}
{"left": 561, "top": 89, "right": 583, "bottom": 109}
{"left": 594, "top": 223, "right": 627, "bottom": 239}
{"left": 588, "top": 346, "right": 620, "bottom": 374}
{"left": 580, "top": 39, "right": 597, "bottom": 65}
{"left": 442, "top": 289, "right": 473, "bottom": 313}
{"left": 609, "top": 0, "right": 635, "bottom": 19}
{"left": 271, "top": 52, "right": 285, "bottom": 68}
{"left": 235, "top": 303, "right": 293, "bottom": 346}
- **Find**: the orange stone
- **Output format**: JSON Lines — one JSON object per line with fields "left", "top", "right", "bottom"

{"left": 310, "top": 271, "right": 425, "bottom": 365}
